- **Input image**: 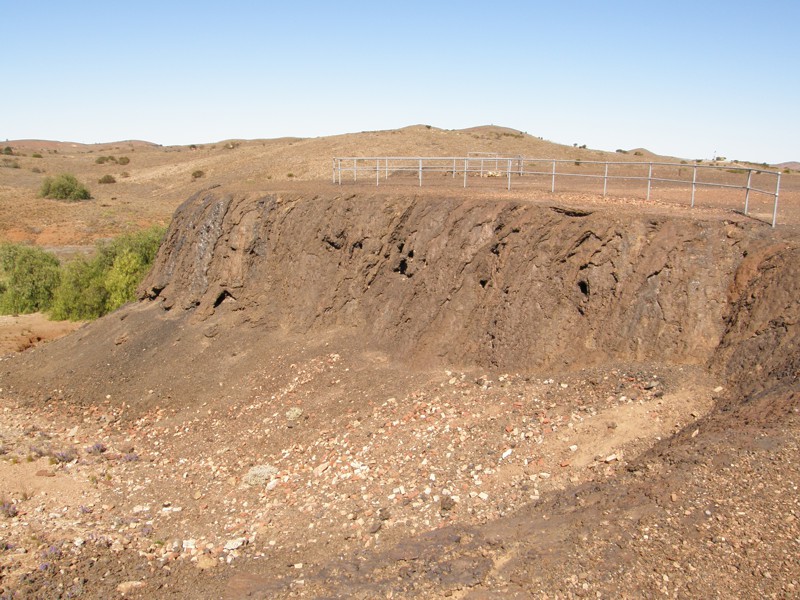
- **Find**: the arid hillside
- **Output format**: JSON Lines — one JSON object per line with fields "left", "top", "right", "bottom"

{"left": 3, "top": 125, "right": 798, "bottom": 251}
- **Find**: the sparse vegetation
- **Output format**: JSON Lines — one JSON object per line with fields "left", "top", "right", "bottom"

{"left": 2, "top": 146, "right": 13, "bottom": 156}
{"left": 118, "top": 156, "right": 130, "bottom": 165}
{"left": 85, "top": 442, "right": 107, "bottom": 455}
{"left": 287, "top": 173, "right": 295, "bottom": 178}
{"left": 98, "top": 174, "right": 116, "bottom": 184}
{"left": 39, "top": 173, "right": 91, "bottom": 201}
{"left": 51, "top": 447, "right": 78, "bottom": 463}
{"left": 615, "top": 149, "right": 628, "bottom": 154}
{"left": 2, "top": 158, "right": 20, "bottom": 169}
{"left": 32, "top": 153, "right": 43, "bottom": 159}
{"left": 0, "top": 500, "right": 18, "bottom": 519}
{"left": 192, "top": 170, "right": 205, "bottom": 180}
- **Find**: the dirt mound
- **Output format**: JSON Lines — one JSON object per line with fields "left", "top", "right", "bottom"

{"left": 1, "top": 190, "right": 769, "bottom": 409}
{"left": 1, "top": 189, "right": 799, "bottom": 598}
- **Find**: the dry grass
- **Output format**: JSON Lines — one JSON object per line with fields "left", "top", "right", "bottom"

{"left": 1, "top": 125, "right": 798, "bottom": 248}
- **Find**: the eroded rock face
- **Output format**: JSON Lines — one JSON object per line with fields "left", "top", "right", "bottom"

{"left": 4, "top": 191, "right": 797, "bottom": 417}
{"left": 139, "top": 191, "right": 747, "bottom": 372}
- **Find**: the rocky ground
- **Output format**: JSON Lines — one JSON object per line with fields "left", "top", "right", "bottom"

{"left": 1, "top": 343, "right": 726, "bottom": 598}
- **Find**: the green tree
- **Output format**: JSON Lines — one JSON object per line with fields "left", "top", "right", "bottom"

{"left": 50, "top": 224, "right": 166, "bottom": 320}
{"left": 0, "top": 244, "right": 61, "bottom": 314}
{"left": 105, "top": 250, "right": 146, "bottom": 310}
{"left": 49, "top": 257, "right": 108, "bottom": 320}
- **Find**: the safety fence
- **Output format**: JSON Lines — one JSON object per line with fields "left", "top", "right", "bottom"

{"left": 332, "top": 155, "right": 782, "bottom": 227}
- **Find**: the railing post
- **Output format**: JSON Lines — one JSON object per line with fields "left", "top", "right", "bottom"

{"left": 338, "top": 158, "right": 342, "bottom": 185}
{"left": 480, "top": 158, "right": 484, "bottom": 178}
{"left": 418, "top": 158, "right": 422, "bottom": 187}
{"left": 744, "top": 169, "right": 753, "bottom": 214}
{"left": 691, "top": 166, "right": 697, "bottom": 207}
{"left": 772, "top": 172, "right": 781, "bottom": 228}
{"left": 353, "top": 159, "right": 357, "bottom": 183}
{"left": 507, "top": 159, "right": 512, "bottom": 191}
{"left": 603, "top": 163, "right": 608, "bottom": 196}
{"left": 385, "top": 158, "right": 389, "bottom": 180}
{"left": 551, "top": 160, "right": 556, "bottom": 193}
{"left": 463, "top": 158, "right": 468, "bottom": 188}
{"left": 647, "top": 162, "right": 653, "bottom": 201}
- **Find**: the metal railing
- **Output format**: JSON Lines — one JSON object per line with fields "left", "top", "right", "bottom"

{"left": 332, "top": 156, "right": 782, "bottom": 227}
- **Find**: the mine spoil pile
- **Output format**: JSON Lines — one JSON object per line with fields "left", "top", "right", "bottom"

{"left": 1, "top": 190, "right": 798, "bottom": 599}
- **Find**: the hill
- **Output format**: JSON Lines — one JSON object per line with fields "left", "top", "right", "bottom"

{"left": 3, "top": 124, "right": 797, "bottom": 250}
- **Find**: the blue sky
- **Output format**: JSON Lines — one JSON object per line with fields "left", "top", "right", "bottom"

{"left": 3, "top": 1, "right": 798, "bottom": 163}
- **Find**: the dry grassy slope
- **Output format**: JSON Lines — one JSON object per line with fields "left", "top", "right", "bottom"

{"left": 8, "top": 123, "right": 787, "bottom": 248}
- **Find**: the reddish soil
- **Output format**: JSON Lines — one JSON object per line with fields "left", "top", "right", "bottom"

{"left": 0, "top": 127, "right": 799, "bottom": 598}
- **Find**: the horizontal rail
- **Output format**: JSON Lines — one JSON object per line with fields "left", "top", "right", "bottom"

{"left": 332, "top": 156, "right": 782, "bottom": 227}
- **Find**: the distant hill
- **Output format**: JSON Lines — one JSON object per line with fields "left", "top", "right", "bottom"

{"left": 777, "top": 161, "right": 800, "bottom": 171}
{"left": 5, "top": 139, "right": 158, "bottom": 152}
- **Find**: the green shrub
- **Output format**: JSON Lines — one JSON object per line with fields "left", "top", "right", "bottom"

{"left": 32, "top": 153, "right": 43, "bottom": 159}
{"left": 117, "top": 156, "right": 130, "bottom": 165}
{"left": 0, "top": 244, "right": 61, "bottom": 314}
{"left": 50, "top": 225, "right": 166, "bottom": 320}
{"left": 98, "top": 174, "right": 116, "bottom": 184}
{"left": 49, "top": 257, "right": 108, "bottom": 320}
{"left": 105, "top": 250, "right": 146, "bottom": 309}
{"left": 2, "top": 146, "right": 12, "bottom": 156}
{"left": 192, "top": 170, "right": 205, "bottom": 180}
{"left": 39, "top": 173, "right": 91, "bottom": 201}
{"left": 95, "top": 156, "right": 108, "bottom": 164}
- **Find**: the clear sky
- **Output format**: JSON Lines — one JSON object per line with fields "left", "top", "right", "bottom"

{"left": 3, "top": 0, "right": 798, "bottom": 163}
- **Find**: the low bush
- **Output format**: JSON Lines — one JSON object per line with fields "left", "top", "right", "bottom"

{"left": 0, "top": 226, "right": 166, "bottom": 320}
{"left": 39, "top": 173, "right": 91, "bottom": 201}
{"left": 117, "top": 156, "right": 130, "bottom": 165}
{"left": 50, "top": 224, "right": 166, "bottom": 320}
{"left": 98, "top": 174, "right": 116, "bottom": 184}
{"left": 191, "top": 170, "right": 205, "bottom": 180}
{"left": 0, "top": 244, "right": 61, "bottom": 314}
{"left": 32, "top": 153, "right": 43, "bottom": 159}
